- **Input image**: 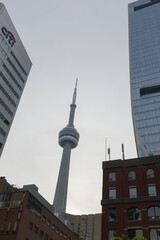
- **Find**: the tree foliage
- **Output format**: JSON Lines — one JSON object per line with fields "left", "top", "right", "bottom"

{"left": 111, "top": 235, "right": 147, "bottom": 240}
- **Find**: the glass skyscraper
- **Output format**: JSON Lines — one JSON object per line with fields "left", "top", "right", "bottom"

{"left": 129, "top": 0, "right": 160, "bottom": 157}
{"left": 0, "top": 3, "right": 32, "bottom": 156}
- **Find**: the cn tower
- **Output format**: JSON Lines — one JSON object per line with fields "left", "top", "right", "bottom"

{"left": 53, "top": 80, "right": 80, "bottom": 213}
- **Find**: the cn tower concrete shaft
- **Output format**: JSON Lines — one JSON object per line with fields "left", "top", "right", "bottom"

{"left": 53, "top": 80, "right": 79, "bottom": 213}
{"left": 53, "top": 143, "right": 71, "bottom": 213}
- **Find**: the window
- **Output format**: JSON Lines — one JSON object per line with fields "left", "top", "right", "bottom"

{"left": 148, "top": 206, "right": 160, "bottom": 220}
{"left": 109, "top": 172, "right": 116, "bottom": 182}
{"left": 108, "top": 208, "right": 116, "bottom": 222}
{"left": 34, "top": 226, "right": 39, "bottom": 234}
{"left": 147, "top": 169, "right": 154, "bottom": 178}
{"left": 140, "top": 85, "right": 160, "bottom": 97}
{"left": 51, "top": 224, "right": 55, "bottom": 230}
{"left": 150, "top": 228, "right": 160, "bottom": 240}
{"left": 0, "top": 84, "right": 16, "bottom": 107}
{"left": 45, "top": 234, "right": 49, "bottom": 240}
{"left": 3, "top": 63, "right": 22, "bottom": 91}
{"left": 47, "top": 220, "right": 51, "bottom": 226}
{"left": 42, "top": 215, "right": 46, "bottom": 222}
{"left": 109, "top": 188, "right": 116, "bottom": 199}
{"left": 0, "top": 112, "right": 10, "bottom": 126}
{"left": 28, "top": 221, "right": 33, "bottom": 230}
{"left": 0, "top": 34, "right": 27, "bottom": 76}
{"left": 129, "top": 187, "right": 137, "bottom": 198}
{"left": 56, "top": 227, "right": 59, "bottom": 233}
{"left": 0, "top": 127, "right": 6, "bottom": 137}
{"left": 148, "top": 185, "right": 157, "bottom": 196}
{"left": 39, "top": 230, "right": 44, "bottom": 238}
{"left": 0, "top": 71, "right": 20, "bottom": 99}
{"left": 128, "top": 171, "right": 136, "bottom": 180}
{"left": 127, "top": 208, "right": 141, "bottom": 221}
{"left": 108, "top": 230, "right": 116, "bottom": 239}
{"left": 128, "top": 229, "right": 143, "bottom": 239}
{"left": 26, "top": 194, "right": 42, "bottom": 217}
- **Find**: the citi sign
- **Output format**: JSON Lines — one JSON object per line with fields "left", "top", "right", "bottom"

{"left": 1, "top": 26, "right": 16, "bottom": 47}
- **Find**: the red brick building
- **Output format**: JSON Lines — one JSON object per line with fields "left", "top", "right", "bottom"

{"left": 0, "top": 177, "right": 78, "bottom": 240}
{"left": 101, "top": 155, "right": 160, "bottom": 240}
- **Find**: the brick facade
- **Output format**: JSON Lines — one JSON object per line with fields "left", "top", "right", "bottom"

{"left": 0, "top": 177, "right": 78, "bottom": 240}
{"left": 101, "top": 155, "right": 160, "bottom": 240}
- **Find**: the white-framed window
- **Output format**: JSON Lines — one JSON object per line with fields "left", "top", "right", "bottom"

{"left": 127, "top": 207, "right": 141, "bottom": 221}
{"left": 148, "top": 206, "right": 160, "bottom": 220}
{"left": 148, "top": 185, "right": 157, "bottom": 196}
{"left": 129, "top": 186, "right": 137, "bottom": 198}
{"left": 108, "top": 229, "right": 116, "bottom": 239}
{"left": 146, "top": 168, "right": 154, "bottom": 178}
{"left": 109, "top": 188, "right": 116, "bottom": 199}
{"left": 109, "top": 172, "right": 116, "bottom": 182}
{"left": 128, "top": 171, "right": 136, "bottom": 180}
{"left": 150, "top": 228, "right": 160, "bottom": 240}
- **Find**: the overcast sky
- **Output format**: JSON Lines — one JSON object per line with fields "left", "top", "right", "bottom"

{"left": 1, "top": 0, "right": 136, "bottom": 214}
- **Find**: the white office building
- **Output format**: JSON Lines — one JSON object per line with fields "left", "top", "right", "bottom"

{"left": 0, "top": 3, "right": 32, "bottom": 156}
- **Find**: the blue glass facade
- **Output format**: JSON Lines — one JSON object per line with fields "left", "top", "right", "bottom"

{"left": 129, "top": 0, "right": 160, "bottom": 157}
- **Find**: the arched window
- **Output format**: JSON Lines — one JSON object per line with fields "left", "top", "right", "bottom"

{"left": 146, "top": 169, "right": 154, "bottom": 178}
{"left": 148, "top": 206, "right": 160, "bottom": 220}
{"left": 127, "top": 207, "right": 141, "bottom": 221}
{"left": 128, "top": 171, "right": 136, "bottom": 180}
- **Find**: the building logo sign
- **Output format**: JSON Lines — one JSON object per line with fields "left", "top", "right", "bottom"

{"left": 1, "top": 27, "right": 16, "bottom": 47}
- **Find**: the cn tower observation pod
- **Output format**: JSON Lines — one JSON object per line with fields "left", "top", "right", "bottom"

{"left": 59, "top": 126, "right": 79, "bottom": 149}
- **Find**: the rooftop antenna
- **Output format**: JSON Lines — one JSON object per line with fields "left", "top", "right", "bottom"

{"left": 108, "top": 147, "right": 111, "bottom": 161}
{"left": 122, "top": 144, "right": 125, "bottom": 160}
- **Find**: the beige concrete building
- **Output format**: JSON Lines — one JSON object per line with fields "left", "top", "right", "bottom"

{"left": 63, "top": 213, "right": 101, "bottom": 240}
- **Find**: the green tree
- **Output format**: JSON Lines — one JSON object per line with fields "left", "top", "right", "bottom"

{"left": 132, "top": 237, "right": 147, "bottom": 240}
{"left": 111, "top": 235, "right": 147, "bottom": 240}
{"left": 110, "top": 234, "right": 128, "bottom": 240}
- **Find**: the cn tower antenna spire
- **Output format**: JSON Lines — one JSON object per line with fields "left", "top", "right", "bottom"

{"left": 72, "top": 78, "right": 78, "bottom": 105}
{"left": 68, "top": 78, "right": 78, "bottom": 127}
{"left": 53, "top": 79, "right": 80, "bottom": 213}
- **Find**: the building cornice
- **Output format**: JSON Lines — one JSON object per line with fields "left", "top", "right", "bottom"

{"left": 101, "top": 195, "right": 160, "bottom": 206}
{"left": 102, "top": 155, "right": 160, "bottom": 170}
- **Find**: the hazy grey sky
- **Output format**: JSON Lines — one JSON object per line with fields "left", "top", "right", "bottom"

{"left": 1, "top": 0, "right": 136, "bottom": 214}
